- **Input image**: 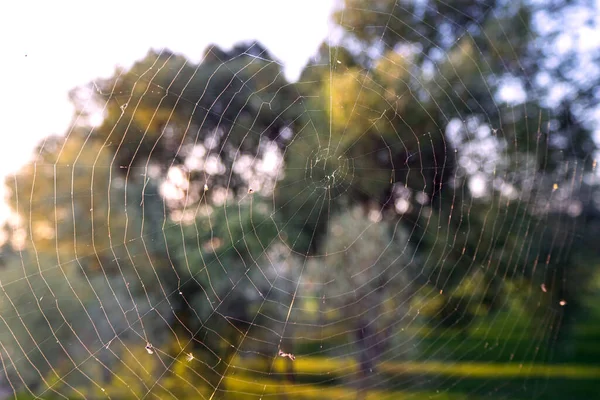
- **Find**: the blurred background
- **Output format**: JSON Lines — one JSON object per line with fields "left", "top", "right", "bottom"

{"left": 1, "top": 0, "right": 600, "bottom": 399}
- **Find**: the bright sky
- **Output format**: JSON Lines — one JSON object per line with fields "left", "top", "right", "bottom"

{"left": 0, "top": 0, "right": 339, "bottom": 223}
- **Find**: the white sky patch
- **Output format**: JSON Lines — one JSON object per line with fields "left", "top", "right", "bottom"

{"left": 497, "top": 77, "right": 527, "bottom": 105}
{"left": 204, "top": 156, "right": 227, "bottom": 176}
{"left": 184, "top": 145, "right": 208, "bottom": 171}
{"left": 161, "top": 166, "right": 189, "bottom": 202}
{"left": 469, "top": 175, "right": 488, "bottom": 198}
{"left": 395, "top": 198, "right": 411, "bottom": 214}
{"left": 368, "top": 209, "right": 382, "bottom": 223}
{"left": 555, "top": 33, "right": 574, "bottom": 55}
{"left": 257, "top": 143, "right": 283, "bottom": 176}
{"left": 415, "top": 191, "right": 429, "bottom": 205}
{"left": 494, "top": 179, "right": 519, "bottom": 200}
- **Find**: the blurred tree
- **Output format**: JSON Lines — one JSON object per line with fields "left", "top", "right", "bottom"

{"left": 276, "top": 0, "right": 600, "bottom": 330}
{"left": 166, "top": 197, "right": 301, "bottom": 392}
{"left": 1, "top": 41, "right": 304, "bottom": 397}
{"left": 1, "top": 132, "right": 179, "bottom": 396}
{"left": 303, "top": 207, "right": 416, "bottom": 394}
{"left": 75, "top": 42, "right": 301, "bottom": 207}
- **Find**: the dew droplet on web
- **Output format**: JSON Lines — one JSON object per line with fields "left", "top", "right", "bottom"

{"left": 559, "top": 300, "right": 567, "bottom": 306}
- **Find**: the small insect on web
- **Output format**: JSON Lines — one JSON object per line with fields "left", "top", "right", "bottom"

{"left": 278, "top": 350, "right": 295, "bottom": 361}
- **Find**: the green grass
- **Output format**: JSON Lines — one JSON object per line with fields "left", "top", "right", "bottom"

{"left": 15, "top": 296, "right": 600, "bottom": 399}
{"left": 223, "top": 301, "right": 600, "bottom": 400}
{"left": 224, "top": 357, "right": 600, "bottom": 400}
{"left": 232, "top": 356, "right": 600, "bottom": 379}
{"left": 224, "top": 374, "right": 484, "bottom": 400}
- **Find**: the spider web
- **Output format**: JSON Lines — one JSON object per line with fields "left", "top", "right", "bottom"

{"left": 1, "top": 1, "right": 599, "bottom": 399}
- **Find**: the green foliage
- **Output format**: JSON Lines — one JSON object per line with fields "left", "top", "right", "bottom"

{"left": 81, "top": 43, "right": 300, "bottom": 201}
{"left": 305, "top": 207, "right": 414, "bottom": 310}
